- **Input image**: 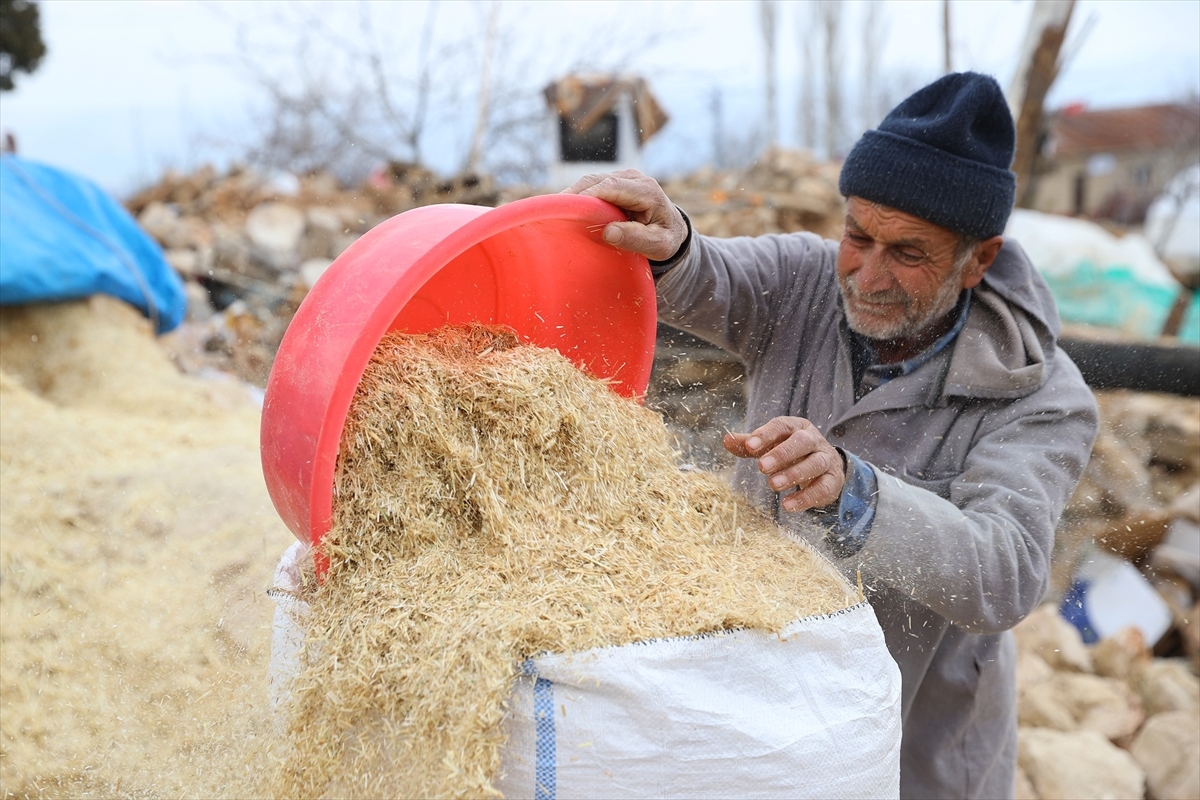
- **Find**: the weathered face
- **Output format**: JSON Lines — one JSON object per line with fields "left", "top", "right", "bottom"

{"left": 836, "top": 197, "right": 982, "bottom": 341}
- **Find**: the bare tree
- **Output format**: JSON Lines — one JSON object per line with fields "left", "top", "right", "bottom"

{"left": 1007, "top": 0, "right": 1075, "bottom": 206}
{"left": 222, "top": 1, "right": 456, "bottom": 179}
{"left": 759, "top": 0, "right": 779, "bottom": 148}
{"left": 859, "top": 1, "right": 887, "bottom": 133}
{"left": 796, "top": 4, "right": 818, "bottom": 151}
{"left": 213, "top": 0, "right": 676, "bottom": 184}
{"left": 942, "top": 0, "right": 953, "bottom": 74}
{"left": 466, "top": 0, "right": 502, "bottom": 174}
{"left": 818, "top": 0, "right": 844, "bottom": 159}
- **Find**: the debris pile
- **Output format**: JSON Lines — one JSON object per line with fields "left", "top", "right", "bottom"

{"left": 274, "top": 325, "right": 857, "bottom": 799}
{"left": 0, "top": 296, "right": 294, "bottom": 798}
{"left": 1055, "top": 390, "right": 1200, "bottom": 666}
{"left": 660, "top": 147, "right": 845, "bottom": 241}
{"left": 126, "top": 163, "right": 501, "bottom": 385}
{"left": 129, "top": 150, "right": 843, "bottom": 386}
{"left": 1013, "top": 606, "right": 1200, "bottom": 800}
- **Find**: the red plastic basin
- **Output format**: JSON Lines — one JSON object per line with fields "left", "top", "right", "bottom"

{"left": 259, "top": 194, "right": 657, "bottom": 552}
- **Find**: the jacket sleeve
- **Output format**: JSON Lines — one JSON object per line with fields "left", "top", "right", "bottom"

{"left": 655, "top": 231, "right": 836, "bottom": 368}
{"left": 848, "top": 352, "right": 1099, "bottom": 635}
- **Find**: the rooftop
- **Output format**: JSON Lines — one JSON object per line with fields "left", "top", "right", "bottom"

{"left": 1048, "top": 103, "right": 1200, "bottom": 157}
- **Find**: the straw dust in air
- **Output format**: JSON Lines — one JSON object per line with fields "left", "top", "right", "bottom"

{"left": 274, "top": 325, "right": 857, "bottom": 799}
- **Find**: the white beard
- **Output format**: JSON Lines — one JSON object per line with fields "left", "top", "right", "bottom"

{"left": 840, "top": 266, "right": 965, "bottom": 341}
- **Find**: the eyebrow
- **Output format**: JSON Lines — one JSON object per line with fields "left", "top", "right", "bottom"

{"left": 844, "top": 213, "right": 928, "bottom": 251}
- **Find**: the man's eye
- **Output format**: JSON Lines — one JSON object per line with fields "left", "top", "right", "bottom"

{"left": 847, "top": 232, "right": 871, "bottom": 245}
{"left": 893, "top": 249, "right": 924, "bottom": 265}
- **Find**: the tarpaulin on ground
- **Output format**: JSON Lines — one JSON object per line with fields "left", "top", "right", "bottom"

{"left": 0, "top": 155, "right": 185, "bottom": 333}
{"left": 1007, "top": 208, "right": 1200, "bottom": 344}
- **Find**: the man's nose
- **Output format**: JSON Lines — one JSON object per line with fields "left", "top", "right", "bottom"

{"left": 855, "top": 247, "right": 894, "bottom": 293}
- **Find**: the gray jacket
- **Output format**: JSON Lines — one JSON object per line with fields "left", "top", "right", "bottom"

{"left": 656, "top": 231, "right": 1098, "bottom": 799}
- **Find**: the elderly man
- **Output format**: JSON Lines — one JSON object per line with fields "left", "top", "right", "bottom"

{"left": 568, "top": 72, "right": 1098, "bottom": 799}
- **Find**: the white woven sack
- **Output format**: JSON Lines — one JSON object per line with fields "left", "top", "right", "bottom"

{"left": 269, "top": 542, "right": 902, "bottom": 799}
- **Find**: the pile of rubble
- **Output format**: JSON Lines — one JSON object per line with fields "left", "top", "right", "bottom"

{"left": 1016, "top": 390, "right": 1200, "bottom": 800}
{"left": 1054, "top": 391, "right": 1200, "bottom": 660}
{"left": 131, "top": 151, "right": 843, "bottom": 387}
{"left": 659, "top": 147, "right": 845, "bottom": 241}
{"left": 127, "top": 163, "right": 500, "bottom": 385}
{"left": 1013, "top": 606, "right": 1199, "bottom": 799}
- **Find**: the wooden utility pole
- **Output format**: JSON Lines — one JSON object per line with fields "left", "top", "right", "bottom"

{"left": 1007, "top": 0, "right": 1075, "bottom": 207}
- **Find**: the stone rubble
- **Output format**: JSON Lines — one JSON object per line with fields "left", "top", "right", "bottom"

{"left": 1131, "top": 711, "right": 1200, "bottom": 800}
{"left": 1018, "top": 727, "right": 1146, "bottom": 800}
{"left": 659, "top": 147, "right": 845, "bottom": 241}
{"left": 127, "top": 162, "right": 502, "bottom": 386}
{"left": 1014, "top": 608, "right": 1200, "bottom": 799}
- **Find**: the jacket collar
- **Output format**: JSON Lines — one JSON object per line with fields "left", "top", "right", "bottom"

{"left": 830, "top": 238, "right": 1056, "bottom": 424}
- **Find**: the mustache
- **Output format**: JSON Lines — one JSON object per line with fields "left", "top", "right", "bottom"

{"left": 842, "top": 278, "right": 909, "bottom": 306}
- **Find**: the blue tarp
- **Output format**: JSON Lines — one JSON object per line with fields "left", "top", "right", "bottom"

{"left": 0, "top": 155, "right": 185, "bottom": 333}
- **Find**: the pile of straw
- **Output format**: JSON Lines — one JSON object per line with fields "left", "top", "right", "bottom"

{"left": 275, "top": 325, "right": 856, "bottom": 799}
{"left": 1, "top": 297, "right": 286, "bottom": 799}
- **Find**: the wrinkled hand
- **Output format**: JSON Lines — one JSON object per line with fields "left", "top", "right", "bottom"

{"left": 723, "top": 417, "right": 846, "bottom": 512}
{"left": 562, "top": 169, "right": 687, "bottom": 262}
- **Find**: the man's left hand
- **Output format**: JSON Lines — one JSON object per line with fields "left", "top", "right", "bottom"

{"left": 561, "top": 169, "right": 687, "bottom": 262}
{"left": 723, "top": 417, "right": 846, "bottom": 512}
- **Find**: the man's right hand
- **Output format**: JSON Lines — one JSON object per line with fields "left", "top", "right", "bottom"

{"left": 562, "top": 169, "right": 687, "bottom": 262}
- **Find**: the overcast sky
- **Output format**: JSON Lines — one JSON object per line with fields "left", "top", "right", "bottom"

{"left": 2, "top": 0, "right": 1197, "bottom": 194}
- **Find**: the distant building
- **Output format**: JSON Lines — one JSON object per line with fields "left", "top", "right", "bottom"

{"left": 1029, "top": 103, "right": 1200, "bottom": 224}
{"left": 544, "top": 75, "right": 668, "bottom": 190}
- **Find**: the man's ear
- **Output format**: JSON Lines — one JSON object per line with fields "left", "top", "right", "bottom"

{"left": 961, "top": 236, "right": 1005, "bottom": 289}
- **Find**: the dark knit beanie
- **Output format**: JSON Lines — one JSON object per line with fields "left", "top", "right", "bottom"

{"left": 839, "top": 72, "right": 1017, "bottom": 239}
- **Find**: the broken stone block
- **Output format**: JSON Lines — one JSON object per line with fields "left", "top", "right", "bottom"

{"left": 138, "top": 201, "right": 211, "bottom": 251}
{"left": 1095, "top": 509, "right": 1172, "bottom": 561}
{"left": 138, "top": 200, "right": 179, "bottom": 244}
{"left": 1131, "top": 710, "right": 1200, "bottom": 800}
{"left": 298, "top": 226, "right": 336, "bottom": 261}
{"left": 1168, "top": 483, "right": 1200, "bottom": 524}
{"left": 1017, "top": 650, "right": 1056, "bottom": 690}
{"left": 1186, "top": 601, "right": 1200, "bottom": 667}
{"left": 1018, "top": 727, "right": 1145, "bottom": 800}
{"left": 331, "top": 232, "right": 360, "bottom": 259}
{"left": 299, "top": 258, "right": 334, "bottom": 290}
{"left": 211, "top": 222, "right": 251, "bottom": 274}
{"left": 1015, "top": 766, "right": 1040, "bottom": 800}
{"left": 245, "top": 202, "right": 305, "bottom": 264}
{"left": 1014, "top": 604, "right": 1093, "bottom": 673}
{"left": 305, "top": 206, "right": 342, "bottom": 232}
{"left": 1019, "top": 683, "right": 1077, "bottom": 731}
{"left": 1134, "top": 659, "right": 1200, "bottom": 717}
{"left": 1085, "top": 422, "right": 1157, "bottom": 518}
{"left": 1151, "top": 518, "right": 1200, "bottom": 590}
{"left": 1018, "top": 673, "right": 1144, "bottom": 741}
{"left": 183, "top": 281, "right": 214, "bottom": 322}
{"left": 165, "top": 248, "right": 199, "bottom": 277}
{"left": 1092, "top": 627, "right": 1151, "bottom": 682}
